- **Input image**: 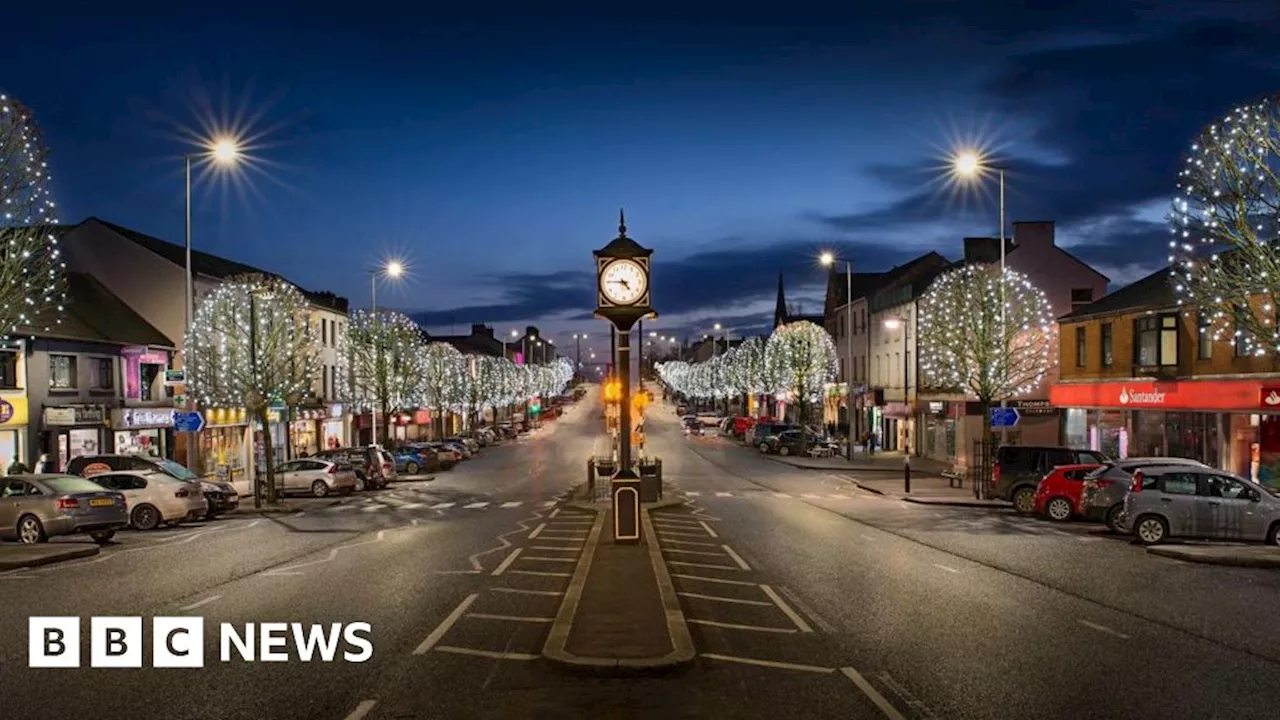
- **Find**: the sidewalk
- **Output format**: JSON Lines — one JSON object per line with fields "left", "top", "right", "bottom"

{"left": 0, "top": 542, "right": 100, "bottom": 571}
{"left": 767, "top": 449, "right": 953, "bottom": 475}
{"left": 1147, "top": 544, "right": 1280, "bottom": 568}
{"left": 850, "top": 475, "right": 1010, "bottom": 508}
{"left": 543, "top": 507, "right": 694, "bottom": 674}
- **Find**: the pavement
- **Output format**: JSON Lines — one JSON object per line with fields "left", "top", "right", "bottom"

{"left": 1146, "top": 543, "right": 1280, "bottom": 568}
{"left": 0, "top": 542, "right": 100, "bottom": 570}
{"left": 6, "top": 388, "right": 1280, "bottom": 718}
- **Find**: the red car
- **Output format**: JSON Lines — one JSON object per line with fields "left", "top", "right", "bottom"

{"left": 1033, "top": 463, "right": 1104, "bottom": 521}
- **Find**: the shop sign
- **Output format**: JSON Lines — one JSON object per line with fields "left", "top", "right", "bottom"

{"left": 43, "top": 406, "right": 103, "bottom": 425}
{"left": 0, "top": 395, "right": 28, "bottom": 426}
{"left": 119, "top": 408, "right": 175, "bottom": 428}
{"left": 1051, "top": 380, "right": 1264, "bottom": 411}
{"left": 329, "top": 403, "right": 344, "bottom": 418}
{"left": 413, "top": 409, "right": 431, "bottom": 425}
{"left": 1011, "top": 399, "right": 1057, "bottom": 416}
{"left": 1262, "top": 387, "right": 1280, "bottom": 409}
{"left": 44, "top": 407, "right": 77, "bottom": 425}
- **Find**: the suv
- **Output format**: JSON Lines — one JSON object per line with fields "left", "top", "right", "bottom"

{"left": 750, "top": 422, "right": 795, "bottom": 451}
{"left": 993, "top": 446, "right": 1108, "bottom": 513}
{"left": 67, "top": 454, "right": 239, "bottom": 519}
{"left": 312, "top": 447, "right": 391, "bottom": 491}
{"left": 1079, "top": 457, "right": 1209, "bottom": 530}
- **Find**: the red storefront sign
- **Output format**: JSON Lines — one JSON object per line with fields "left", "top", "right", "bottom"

{"left": 1050, "top": 379, "right": 1270, "bottom": 411}
{"left": 413, "top": 410, "right": 431, "bottom": 425}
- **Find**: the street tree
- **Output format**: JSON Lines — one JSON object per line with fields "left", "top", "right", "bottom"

{"left": 765, "top": 321, "right": 837, "bottom": 452}
{"left": 0, "top": 92, "right": 66, "bottom": 337}
{"left": 186, "top": 274, "right": 318, "bottom": 504}
{"left": 340, "top": 310, "right": 426, "bottom": 443}
{"left": 421, "top": 342, "right": 465, "bottom": 437}
{"left": 460, "top": 354, "right": 505, "bottom": 429}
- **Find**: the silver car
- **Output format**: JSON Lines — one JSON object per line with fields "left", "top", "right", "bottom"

{"left": 0, "top": 474, "right": 128, "bottom": 544}
{"left": 275, "top": 458, "right": 358, "bottom": 497}
{"left": 1078, "top": 457, "right": 1209, "bottom": 530}
{"left": 1119, "top": 465, "right": 1280, "bottom": 545}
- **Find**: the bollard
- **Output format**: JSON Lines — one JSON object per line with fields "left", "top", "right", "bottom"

{"left": 587, "top": 458, "right": 595, "bottom": 495}
{"left": 904, "top": 454, "right": 911, "bottom": 494}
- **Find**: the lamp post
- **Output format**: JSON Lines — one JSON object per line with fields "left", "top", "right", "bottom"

{"left": 820, "top": 252, "right": 855, "bottom": 462}
{"left": 884, "top": 315, "right": 910, "bottom": 492}
{"left": 573, "top": 333, "right": 584, "bottom": 379}
{"left": 367, "top": 260, "right": 404, "bottom": 446}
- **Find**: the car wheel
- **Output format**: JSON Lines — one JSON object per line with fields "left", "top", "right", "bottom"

{"left": 354, "top": 474, "right": 366, "bottom": 493}
{"left": 131, "top": 505, "right": 161, "bottom": 531}
{"left": 311, "top": 480, "right": 329, "bottom": 498}
{"left": 89, "top": 530, "right": 115, "bottom": 545}
{"left": 1012, "top": 487, "right": 1036, "bottom": 514}
{"left": 1134, "top": 514, "right": 1168, "bottom": 545}
{"left": 1268, "top": 522, "right": 1280, "bottom": 546}
{"left": 1104, "top": 504, "right": 1125, "bottom": 532}
{"left": 1046, "top": 497, "right": 1073, "bottom": 522}
{"left": 779, "top": 446, "right": 791, "bottom": 456}
{"left": 759, "top": 442, "right": 770, "bottom": 453}
{"left": 405, "top": 461, "right": 420, "bottom": 475}
{"left": 16, "top": 514, "right": 46, "bottom": 544}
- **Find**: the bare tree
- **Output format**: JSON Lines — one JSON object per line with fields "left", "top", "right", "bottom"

{"left": 340, "top": 310, "right": 426, "bottom": 443}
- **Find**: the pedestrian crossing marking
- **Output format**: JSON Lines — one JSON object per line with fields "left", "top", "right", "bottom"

{"left": 400, "top": 502, "right": 425, "bottom": 510}
{"left": 541, "top": 500, "right": 558, "bottom": 507}
{"left": 686, "top": 491, "right": 702, "bottom": 497}
{"left": 362, "top": 505, "right": 382, "bottom": 512}
{"left": 500, "top": 501, "right": 523, "bottom": 508}
{"left": 464, "top": 502, "right": 490, "bottom": 509}
{"left": 801, "top": 494, "right": 821, "bottom": 499}
{"left": 430, "top": 502, "right": 456, "bottom": 509}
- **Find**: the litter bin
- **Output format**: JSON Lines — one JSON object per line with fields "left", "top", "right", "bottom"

{"left": 638, "top": 458, "right": 662, "bottom": 502}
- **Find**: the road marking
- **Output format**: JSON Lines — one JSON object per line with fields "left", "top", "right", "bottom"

{"left": 520, "top": 556, "right": 577, "bottom": 562}
{"left": 667, "top": 560, "right": 740, "bottom": 570}
{"left": 492, "top": 549, "right": 523, "bottom": 576}
{"left": 263, "top": 531, "right": 386, "bottom": 577}
{"left": 362, "top": 504, "right": 383, "bottom": 513}
{"left": 841, "top": 667, "right": 908, "bottom": 720}
{"left": 801, "top": 493, "right": 821, "bottom": 499}
{"left": 500, "top": 501, "right": 523, "bottom": 508}
{"left": 468, "top": 613, "right": 554, "bottom": 623}
{"left": 528, "top": 523, "right": 547, "bottom": 540}
{"left": 699, "top": 521, "right": 719, "bottom": 538}
{"left": 413, "top": 593, "right": 478, "bottom": 654}
{"left": 688, "top": 619, "right": 796, "bottom": 633}
{"left": 721, "top": 545, "right": 751, "bottom": 570}
{"left": 1078, "top": 619, "right": 1132, "bottom": 639}
{"left": 293, "top": 511, "right": 306, "bottom": 518}
{"left": 760, "top": 584, "right": 813, "bottom": 633}
{"left": 715, "top": 492, "right": 733, "bottom": 497}
{"left": 401, "top": 502, "right": 424, "bottom": 510}
{"left": 531, "top": 544, "right": 579, "bottom": 551}
{"left": 663, "top": 538, "right": 720, "bottom": 548}
{"left": 509, "top": 569, "right": 572, "bottom": 578}
{"left": 433, "top": 646, "right": 539, "bottom": 661}
{"left": 774, "top": 492, "right": 792, "bottom": 498}
{"left": 653, "top": 517, "right": 702, "bottom": 526}
{"left": 685, "top": 491, "right": 702, "bottom": 497}
{"left": 543, "top": 501, "right": 559, "bottom": 509}
{"left": 665, "top": 548, "right": 726, "bottom": 557}
{"left": 678, "top": 592, "right": 773, "bottom": 606}
{"left": 430, "top": 502, "right": 456, "bottom": 509}
{"left": 932, "top": 564, "right": 960, "bottom": 574}
{"left": 179, "top": 595, "right": 221, "bottom": 611}
{"left": 332, "top": 504, "right": 355, "bottom": 512}
{"left": 490, "top": 587, "right": 562, "bottom": 597}
{"left": 464, "top": 502, "right": 490, "bottom": 509}
{"left": 829, "top": 494, "right": 851, "bottom": 500}
{"left": 860, "top": 534, "right": 877, "bottom": 542}
{"left": 701, "top": 653, "right": 834, "bottom": 673}
{"left": 343, "top": 700, "right": 378, "bottom": 720}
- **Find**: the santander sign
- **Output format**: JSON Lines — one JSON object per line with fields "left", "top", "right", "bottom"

{"left": 1118, "top": 386, "right": 1166, "bottom": 406}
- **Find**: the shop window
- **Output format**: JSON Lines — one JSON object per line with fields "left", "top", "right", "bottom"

{"left": 49, "top": 354, "right": 76, "bottom": 390}
{"left": 0, "top": 350, "right": 18, "bottom": 389}
{"left": 1197, "top": 313, "right": 1212, "bottom": 360}
{"left": 1100, "top": 323, "right": 1113, "bottom": 367}
{"left": 91, "top": 358, "right": 114, "bottom": 390}
{"left": 1134, "top": 315, "right": 1177, "bottom": 366}
{"left": 1075, "top": 327, "right": 1086, "bottom": 367}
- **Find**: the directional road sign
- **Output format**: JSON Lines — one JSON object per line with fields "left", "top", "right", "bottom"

{"left": 989, "top": 407, "right": 1021, "bottom": 428}
{"left": 174, "top": 411, "right": 206, "bottom": 433}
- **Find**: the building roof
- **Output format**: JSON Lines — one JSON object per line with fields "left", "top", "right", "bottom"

{"left": 1057, "top": 266, "right": 1175, "bottom": 322}
{"left": 23, "top": 272, "right": 174, "bottom": 347}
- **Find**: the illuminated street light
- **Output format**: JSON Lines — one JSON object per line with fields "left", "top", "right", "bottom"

{"left": 211, "top": 137, "right": 241, "bottom": 165}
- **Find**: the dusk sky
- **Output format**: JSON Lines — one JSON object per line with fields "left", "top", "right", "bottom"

{"left": 10, "top": 2, "right": 1280, "bottom": 352}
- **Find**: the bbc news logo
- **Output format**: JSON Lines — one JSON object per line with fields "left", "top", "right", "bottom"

{"left": 29, "top": 617, "right": 373, "bottom": 668}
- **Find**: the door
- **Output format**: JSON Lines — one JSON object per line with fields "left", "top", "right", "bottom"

{"left": 1156, "top": 472, "right": 1201, "bottom": 537}
{"left": 1198, "top": 473, "right": 1266, "bottom": 540}
{"left": 276, "top": 461, "right": 303, "bottom": 492}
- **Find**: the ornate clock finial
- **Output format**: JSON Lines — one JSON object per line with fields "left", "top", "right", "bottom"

{"left": 618, "top": 208, "right": 627, "bottom": 237}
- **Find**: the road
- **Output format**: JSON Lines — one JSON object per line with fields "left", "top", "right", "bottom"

{"left": 4, "top": 386, "right": 1280, "bottom": 718}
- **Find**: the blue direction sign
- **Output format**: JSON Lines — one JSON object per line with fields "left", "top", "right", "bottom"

{"left": 989, "top": 407, "right": 1021, "bottom": 428}
{"left": 174, "top": 411, "right": 206, "bottom": 433}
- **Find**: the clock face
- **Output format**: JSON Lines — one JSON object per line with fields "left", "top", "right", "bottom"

{"left": 600, "top": 259, "right": 647, "bottom": 305}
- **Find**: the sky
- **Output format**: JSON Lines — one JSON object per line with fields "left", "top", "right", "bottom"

{"left": 8, "top": 1, "right": 1280, "bottom": 355}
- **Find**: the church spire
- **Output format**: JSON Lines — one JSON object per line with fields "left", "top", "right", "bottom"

{"left": 774, "top": 272, "right": 787, "bottom": 328}
{"left": 618, "top": 208, "right": 627, "bottom": 237}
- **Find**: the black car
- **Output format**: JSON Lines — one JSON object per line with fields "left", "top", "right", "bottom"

{"left": 313, "top": 447, "right": 390, "bottom": 490}
{"left": 67, "top": 454, "right": 239, "bottom": 519}
{"left": 993, "top": 445, "right": 1109, "bottom": 513}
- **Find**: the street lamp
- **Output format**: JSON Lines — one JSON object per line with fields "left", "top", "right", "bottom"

{"left": 820, "top": 251, "right": 855, "bottom": 462}
{"left": 367, "top": 259, "right": 405, "bottom": 446}
{"left": 884, "top": 316, "right": 911, "bottom": 492}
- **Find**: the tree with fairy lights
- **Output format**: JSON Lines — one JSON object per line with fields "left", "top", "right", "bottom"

{"left": 0, "top": 92, "right": 66, "bottom": 337}
{"left": 918, "top": 263, "right": 1055, "bottom": 468}
{"left": 1171, "top": 95, "right": 1280, "bottom": 355}
{"left": 766, "top": 321, "right": 837, "bottom": 453}
{"left": 421, "top": 342, "right": 465, "bottom": 437}
{"left": 459, "top": 354, "right": 506, "bottom": 429}
{"left": 186, "top": 274, "right": 318, "bottom": 504}
{"left": 728, "top": 336, "right": 769, "bottom": 414}
{"left": 340, "top": 310, "right": 426, "bottom": 444}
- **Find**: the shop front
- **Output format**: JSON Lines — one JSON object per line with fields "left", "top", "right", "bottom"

{"left": 920, "top": 400, "right": 959, "bottom": 463}
{"left": 0, "top": 393, "right": 29, "bottom": 474}
{"left": 1050, "top": 379, "right": 1276, "bottom": 481}
{"left": 43, "top": 405, "right": 107, "bottom": 472}
{"left": 200, "top": 407, "right": 250, "bottom": 490}
{"left": 110, "top": 407, "right": 175, "bottom": 459}
{"left": 405, "top": 409, "right": 431, "bottom": 442}
{"left": 323, "top": 404, "right": 346, "bottom": 450}
{"left": 290, "top": 406, "right": 327, "bottom": 458}
{"left": 880, "top": 402, "right": 912, "bottom": 452}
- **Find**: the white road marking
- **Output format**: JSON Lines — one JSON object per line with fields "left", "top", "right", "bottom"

{"left": 801, "top": 493, "right": 821, "bottom": 499}
{"left": 667, "top": 560, "right": 740, "bottom": 571}
{"left": 842, "top": 667, "right": 908, "bottom": 720}
{"left": 500, "top": 501, "right": 523, "bottom": 508}
{"left": 362, "top": 504, "right": 383, "bottom": 513}
{"left": 509, "top": 569, "right": 573, "bottom": 578}
{"left": 544, "top": 502, "right": 559, "bottom": 510}
{"left": 678, "top": 592, "right": 773, "bottom": 606}
{"left": 468, "top": 613, "right": 554, "bottom": 623}
{"left": 860, "top": 534, "right": 877, "bottom": 542}
{"left": 490, "top": 587, "right": 562, "bottom": 597}
{"left": 293, "top": 511, "right": 306, "bottom": 518}
{"left": 699, "top": 521, "right": 719, "bottom": 538}
{"left": 430, "top": 502, "right": 456, "bottom": 509}
{"left": 433, "top": 645, "right": 539, "bottom": 661}
{"left": 688, "top": 619, "right": 796, "bottom": 633}
{"left": 774, "top": 492, "right": 792, "bottom": 498}
{"left": 263, "top": 531, "right": 386, "bottom": 577}
{"left": 685, "top": 491, "right": 702, "bottom": 497}
{"left": 464, "top": 502, "right": 490, "bottom": 509}
{"left": 179, "top": 595, "right": 221, "bottom": 611}
{"left": 665, "top": 548, "right": 727, "bottom": 557}
{"left": 413, "top": 594, "right": 478, "bottom": 654}
{"left": 715, "top": 492, "right": 733, "bottom": 497}
{"left": 829, "top": 494, "right": 851, "bottom": 500}
{"left": 1079, "top": 619, "right": 1132, "bottom": 639}
{"left": 662, "top": 538, "right": 719, "bottom": 548}
{"left": 530, "top": 545, "right": 579, "bottom": 551}
{"left": 760, "top": 584, "right": 813, "bottom": 633}
{"left": 701, "top": 653, "right": 834, "bottom": 673}
{"left": 721, "top": 545, "right": 751, "bottom": 571}
{"left": 491, "top": 549, "right": 523, "bottom": 576}
{"left": 331, "top": 504, "right": 355, "bottom": 512}
{"left": 401, "top": 502, "right": 425, "bottom": 510}
{"left": 528, "top": 523, "right": 547, "bottom": 540}
{"left": 343, "top": 700, "right": 378, "bottom": 720}
{"left": 520, "top": 556, "right": 578, "bottom": 562}
{"left": 932, "top": 564, "right": 960, "bottom": 574}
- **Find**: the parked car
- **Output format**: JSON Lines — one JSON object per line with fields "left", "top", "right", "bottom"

{"left": 273, "top": 458, "right": 358, "bottom": 497}
{"left": 1078, "top": 457, "right": 1211, "bottom": 530}
{"left": 442, "top": 440, "right": 472, "bottom": 460}
{"left": 313, "top": 447, "right": 390, "bottom": 490}
{"left": 718, "top": 417, "right": 735, "bottom": 435}
{"left": 682, "top": 416, "right": 703, "bottom": 436}
{"left": 394, "top": 446, "right": 441, "bottom": 475}
{"left": 732, "top": 416, "right": 756, "bottom": 439}
{"left": 1033, "top": 463, "right": 1105, "bottom": 521}
{"left": 750, "top": 422, "right": 796, "bottom": 451}
{"left": 89, "top": 470, "right": 208, "bottom": 530}
{"left": 992, "top": 446, "right": 1109, "bottom": 514}
{"left": 1119, "top": 465, "right": 1280, "bottom": 545}
{"left": 419, "top": 442, "right": 460, "bottom": 467}
{"left": 0, "top": 474, "right": 127, "bottom": 544}
{"left": 67, "top": 453, "right": 239, "bottom": 519}
{"left": 446, "top": 436, "right": 479, "bottom": 454}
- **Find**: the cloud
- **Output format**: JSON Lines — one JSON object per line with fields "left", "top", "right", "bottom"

{"left": 409, "top": 268, "right": 594, "bottom": 326}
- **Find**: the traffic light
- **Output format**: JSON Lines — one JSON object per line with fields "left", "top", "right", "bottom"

{"left": 530, "top": 398, "right": 541, "bottom": 414}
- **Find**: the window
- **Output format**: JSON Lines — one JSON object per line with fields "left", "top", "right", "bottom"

{"left": 1158, "top": 472, "right": 1198, "bottom": 496}
{"left": 49, "top": 355, "right": 76, "bottom": 389}
{"left": 1101, "top": 323, "right": 1113, "bottom": 367}
{"left": 0, "top": 351, "right": 18, "bottom": 389}
{"left": 321, "top": 319, "right": 328, "bottom": 345}
{"left": 1075, "top": 327, "right": 1086, "bottom": 367}
{"left": 91, "top": 358, "right": 113, "bottom": 390}
{"left": 1201, "top": 474, "right": 1250, "bottom": 499}
{"left": 1134, "top": 315, "right": 1177, "bottom": 366}
{"left": 1071, "top": 288, "right": 1094, "bottom": 307}
{"left": 1197, "top": 313, "right": 1212, "bottom": 360}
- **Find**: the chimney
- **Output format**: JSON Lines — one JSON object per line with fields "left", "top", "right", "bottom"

{"left": 471, "top": 323, "right": 493, "bottom": 338}
{"left": 1013, "top": 221, "right": 1054, "bottom": 250}
{"left": 963, "top": 237, "right": 1001, "bottom": 264}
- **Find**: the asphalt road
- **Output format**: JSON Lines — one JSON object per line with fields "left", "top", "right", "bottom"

{"left": 6, "top": 388, "right": 1280, "bottom": 719}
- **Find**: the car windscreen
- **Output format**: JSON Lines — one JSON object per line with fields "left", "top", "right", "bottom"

{"left": 43, "top": 476, "right": 112, "bottom": 494}
{"left": 153, "top": 459, "right": 199, "bottom": 481}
